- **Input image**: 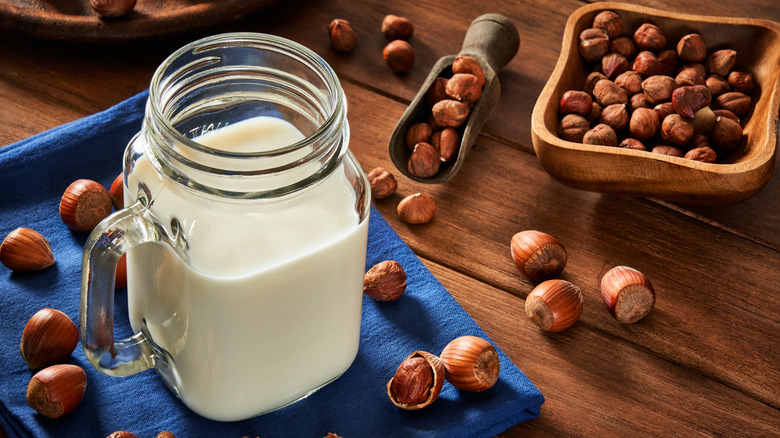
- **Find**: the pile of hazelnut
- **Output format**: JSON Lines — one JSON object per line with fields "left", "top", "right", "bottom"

{"left": 558, "top": 10, "right": 755, "bottom": 163}
{"left": 404, "top": 56, "right": 485, "bottom": 178}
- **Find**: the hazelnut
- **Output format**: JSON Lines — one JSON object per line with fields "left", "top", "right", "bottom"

{"left": 406, "top": 122, "right": 432, "bottom": 149}
{"left": 525, "top": 279, "right": 584, "bottom": 332}
{"left": 593, "top": 10, "right": 623, "bottom": 38}
{"left": 90, "top": 0, "right": 136, "bottom": 17}
{"left": 452, "top": 56, "right": 486, "bottom": 88}
{"left": 676, "top": 33, "right": 707, "bottom": 63}
{"left": 715, "top": 91, "right": 751, "bottom": 118}
{"left": 408, "top": 142, "right": 440, "bottom": 178}
{"left": 692, "top": 133, "right": 712, "bottom": 150}
{"left": 587, "top": 101, "right": 603, "bottom": 123}
{"left": 583, "top": 72, "right": 608, "bottom": 96}
{"left": 438, "top": 128, "right": 459, "bottom": 162}
{"left": 557, "top": 114, "right": 591, "bottom": 142}
{"left": 59, "top": 179, "right": 113, "bottom": 232}
{"left": 155, "top": 433, "right": 175, "bottom": 438}
{"left": 328, "top": 19, "right": 358, "bottom": 52}
{"left": 727, "top": 71, "right": 754, "bottom": 94}
{"left": 440, "top": 336, "right": 500, "bottom": 392}
{"left": 364, "top": 260, "right": 406, "bottom": 301}
{"left": 642, "top": 75, "right": 678, "bottom": 105}
{"left": 109, "top": 173, "right": 124, "bottom": 210}
{"left": 559, "top": 90, "right": 593, "bottom": 116}
{"left": 610, "top": 36, "right": 637, "bottom": 59}
{"left": 599, "top": 104, "right": 629, "bottom": 132}
{"left": 107, "top": 433, "right": 138, "bottom": 438}
{"left": 583, "top": 123, "right": 618, "bottom": 146}
{"left": 602, "top": 53, "right": 629, "bottom": 79}
{"left": 684, "top": 146, "right": 718, "bottom": 163}
{"left": 710, "top": 116, "right": 743, "bottom": 153}
{"left": 629, "top": 107, "right": 660, "bottom": 140}
{"left": 27, "top": 364, "right": 87, "bottom": 419}
{"left": 578, "top": 28, "right": 610, "bottom": 63}
{"left": 675, "top": 63, "right": 707, "bottom": 87}
{"left": 705, "top": 49, "right": 737, "bottom": 77}
{"left": 445, "top": 73, "right": 483, "bottom": 104}
{"left": 381, "top": 15, "right": 414, "bottom": 40}
{"left": 600, "top": 266, "right": 655, "bottom": 323}
{"left": 383, "top": 40, "right": 415, "bottom": 73}
{"left": 629, "top": 92, "right": 651, "bottom": 112}
{"left": 387, "top": 351, "right": 445, "bottom": 409}
{"left": 656, "top": 49, "right": 679, "bottom": 76}
{"left": 0, "top": 227, "right": 55, "bottom": 272}
{"left": 619, "top": 138, "right": 647, "bottom": 151}
{"left": 367, "top": 167, "right": 398, "bottom": 199}
{"left": 632, "top": 51, "right": 663, "bottom": 78}
{"left": 592, "top": 79, "right": 628, "bottom": 106}
{"left": 431, "top": 99, "right": 470, "bottom": 128}
{"left": 20, "top": 308, "right": 79, "bottom": 369}
{"left": 615, "top": 70, "right": 643, "bottom": 95}
{"left": 653, "top": 102, "right": 675, "bottom": 123}
{"left": 633, "top": 23, "right": 666, "bottom": 51}
{"left": 510, "top": 230, "right": 567, "bottom": 282}
{"left": 713, "top": 109, "right": 740, "bottom": 124}
{"left": 661, "top": 114, "right": 695, "bottom": 146}
{"left": 426, "top": 77, "right": 449, "bottom": 106}
{"left": 706, "top": 75, "right": 731, "bottom": 96}
{"left": 652, "top": 145, "right": 685, "bottom": 158}
{"left": 397, "top": 193, "right": 435, "bottom": 224}
{"left": 692, "top": 106, "right": 717, "bottom": 134}
{"left": 671, "top": 85, "right": 711, "bottom": 119}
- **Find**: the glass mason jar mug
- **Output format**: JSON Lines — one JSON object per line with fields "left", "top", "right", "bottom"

{"left": 80, "top": 33, "right": 370, "bottom": 422}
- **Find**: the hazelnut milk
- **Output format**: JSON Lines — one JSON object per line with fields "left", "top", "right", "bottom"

{"left": 124, "top": 116, "right": 368, "bottom": 421}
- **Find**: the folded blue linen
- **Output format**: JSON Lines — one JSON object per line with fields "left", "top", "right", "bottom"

{"left": 0, "top": 91, "right": 543, "bottom": 438}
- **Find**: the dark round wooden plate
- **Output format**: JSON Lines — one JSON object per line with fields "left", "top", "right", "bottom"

{"left": 0, "top": 0, "right": 282, "bottom": 42}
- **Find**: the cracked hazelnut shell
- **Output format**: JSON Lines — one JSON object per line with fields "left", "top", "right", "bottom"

{"left": 387, "top": 351, "right": 445, "bottom": 410}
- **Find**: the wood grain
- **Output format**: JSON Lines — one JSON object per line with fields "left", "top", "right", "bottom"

{"left": 0, "top": 0, "right": 778, "bottom": 436}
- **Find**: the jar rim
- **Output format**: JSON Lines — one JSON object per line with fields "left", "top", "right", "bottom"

{"left": 148, "top": 32, "right": 346, "bottom": 160}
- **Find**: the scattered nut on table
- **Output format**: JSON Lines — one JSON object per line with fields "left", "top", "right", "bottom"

{"left": 510, "top": 230, "right": 568, "bottom": 282}
{"left": 397, "top": 193, "right": 436, "bottom": 224}
{"left": 383, "top": 40, "right": 415, "bottom": 73}
{"left": 381, "top": 14, "right": 414, "bottom": 40}
{"left": 525, "top": 279, "right": 584, "bottom": 332}
{"left": 600, "top": 266, "right": 655, "bottom": 323}
{"left": 328, "top": 19, "right": 358, "bottom": 52}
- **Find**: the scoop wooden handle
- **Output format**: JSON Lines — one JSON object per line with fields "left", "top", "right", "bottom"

{"left": 459, "top": 13, "right": 520, "bottom": 73}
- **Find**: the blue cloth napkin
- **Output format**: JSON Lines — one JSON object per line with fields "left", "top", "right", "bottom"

{"left": 0, "top": 92, "right": 543, "bottom": 438}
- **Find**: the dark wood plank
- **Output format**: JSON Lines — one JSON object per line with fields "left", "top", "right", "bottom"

{"left": 340, "top": 80, "right": 780, "bottom": 407}
{"left": 425, "top": 259, "right": 780, "bottom": 437}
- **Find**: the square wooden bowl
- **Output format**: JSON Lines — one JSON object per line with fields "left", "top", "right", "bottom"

{"left": 531, "top": 2, "right": 780, "bottom": 204}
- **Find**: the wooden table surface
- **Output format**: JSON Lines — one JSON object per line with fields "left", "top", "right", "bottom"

{"left": 1, "top": 0, "right": 778, "bottom": 436}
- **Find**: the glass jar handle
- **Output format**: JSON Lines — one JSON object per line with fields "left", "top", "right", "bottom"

{"left": 79, "top": 199, "right": 167, "bottom": 376}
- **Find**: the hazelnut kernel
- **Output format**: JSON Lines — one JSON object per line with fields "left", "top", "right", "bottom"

{"left": 387, "top": 351, "right": 445, "bottom": 410}
{"left": 578, "top": 28, "right": 609, "bottom": 63}
{"left": 90, "top": 0, "right": 136, "bottom": 17}
{"left": 383, "top": 40, "right": 415, "bottom": 73}
{"left": 445, "top": 73, "right": 483, "bottom": 104}
{"left": 407, "top": 142, "right": 440, "bottom": 178}
{"left": 405, "top": 122, "right": 432, "bottom": 149}
{"left": 452, "top": 56, "right": 485, "bottom": 88}
{"left": 593, "top": 10, "right": 623, "bottom": 39}
{"left": 367, "top": 167, "right": 398, "bottom": 199}
{"left": 559, "top": 90, "right": 593, "bottom": 116}
{"left": 364, "top": 260, "right": 406, "bottom": 301}
{"left": 633, "top": 23, "right": 666, "bottom": 51}
{"left": 676, "top": 33, "right": 707, "bottom": 63}
{"left": 397, "top": 193, "right": 435, "bottom": 224}
{"left": 381, "top": 15, "right": 414, "bottom": 40}
{"left": 629, "top": 107, "right": 660, "bottom": 141}
{"left": 583, "top": 123, "right": 618, "bottom": 146}
{"left": 431, "top": 99, "right": 470, "bottom": 128}
{"left": 328, "top": 19, "right": 358, "bottom": 52}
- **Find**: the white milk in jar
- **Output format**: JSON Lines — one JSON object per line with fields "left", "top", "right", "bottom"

{"left": 124, "top": 116, "right": 368, "bottom": 421}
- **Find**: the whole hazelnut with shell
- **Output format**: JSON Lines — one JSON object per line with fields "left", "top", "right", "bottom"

{"left": 525, "top": 279, "right": 584, "bottom": 332}
{"left": 510, "top": 230, "right": 567, "bottom": 282}
{"left": 439, "top": 336, "right": 501, "bottom": 392}
{"left": 601, "top": 266, "right": 655, "bottom": 323}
